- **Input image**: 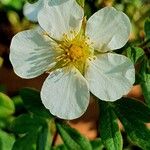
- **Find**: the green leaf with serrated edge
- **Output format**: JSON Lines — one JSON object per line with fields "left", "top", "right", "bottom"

{"left": 52, "top": 145, "right": 68, "bottom": 150}
{"left": 0, "top": 92, "right": 15, "bottom": 118}
{"left": 144, "top": 18, "right": 150, "bottom": 39}
{"left": 0, "top": 129, "right": 15, "bottom": 150}
{"left": 11, "top": 114, "right": 46, "bottom": 134}
{"left": 76, "top": 0, "right": 85, "bottom": 7}
{"left": 140, "top": 58, "right": 150, "bottom": 106}
{"left": 99, "top": 101, "right": 122, "bottom": 150}
{"left": 126, "top": 47, "right": 144, "bottom": 64}
{"left": 141, "top": 74, "right": 150, "bottom": 106}
{"left": 20, "top": 88, "right": 52, "bottom": 118}
{"left": 56, "top": 123, "right": 92, "bottom": 150}
{"left": 37, "top": 120, "right": 55, "bottom": 150}
{"left": 113, "top": 98, "right": 150, "bottom": 123}
{"left": 90, "top": 138, "right": 104, "bottom": 150}
{"left": 12, "top": 130, "right": 38, "bottom": 150}
{"left": 27, "top": 0, "right": 38, "bottom": 4}
{"left": 113, "top": 98, "right": 150, "bottom": 150}
{"left": 116, "top": 114, "right": 150, "bottom": 150}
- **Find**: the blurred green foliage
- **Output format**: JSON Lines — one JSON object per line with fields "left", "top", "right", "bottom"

{"left": 27, "top": 0, "right": 38, "bottom": 4}
{"left": 0, "top": 0, "right": 24, "bottom": 10}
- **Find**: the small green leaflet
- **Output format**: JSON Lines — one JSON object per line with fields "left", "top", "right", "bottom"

{"left": 20, "top": 88, "right": 52, "bottom": 118}
{"left": 90, "top": 138, "right": 104, "bottom": 150}
{"left": 97, "top": 98, "right": 150, "bottom": 150}
{"left": 113, "top": 98, "right": 150, "bottom": 150}
{"left": 11, "top": 114, "right": 54, "bottom": 150}
{"left": 11, "top": 114, "right": 46, "bottom": 134}
{"left": 126, "top": 46, "right": 144, "bottom": 64}
{"left": 12, "top": 130, "right": 38, "bottom": 150}
{"left": 144, "top": 18, "right": 150, "bottom": 39}
{"left": 27, "top": 0, "right": 39, "bottom": 4}
{"left": 52, "top": 139, "right": 104, "bottom": 150}
{"left": 99, "top": 101, "right": 123, "bottom": 150}
{"left": 0, "top": 129, "right": 15, "bottom": 150}
{"left": 0, "top": 92, "right": 15, "bottom": 118}
{"left": 139, "top": 58, "right": 150, "bottom": 106}
{"left": 56, "top": 123, "right": 92, "bottom": 150}
{"left": 52, "top": 145, "right": 68, "bottom": 150}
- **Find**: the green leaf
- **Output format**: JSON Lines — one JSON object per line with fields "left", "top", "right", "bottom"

{"left": 12, "top": 130, "right": 38, "bottom": 150}
{"left": 113, "top": 98, "right": 150, "bottom": 123}
{"left": 141, "top": 73, "right": 150, "bottom": 106}
{"left": 140, "top": 58, "right": 150, "bottom": 106}
{"left": 1, "top": 0, "right": 24, "bottom": 10}
{"left": 11, "top": 96, "right": 25, "bottom": 114}
{"left": 11, "top": 114, "right": 55, "bottom": 150}
{"left": 20, "top": 88, "right": 52, "bottom": 118}
{"left": 126, "top": 46, "right": 144, "bottom": 64}
{"left": 52, "top": 145, "right": 68, "bottom": 150}
{"left": 130, "top": 123, "right": 150, "bottom": 150}
{"left": 84, "top": 3, "right": 92, "bottom": 18}
{"left": 90, "top": 138, "right": 104, "bottom": 150}
{"left": 76, "top": 0, "right": 85, "bottom": 7}
{"left": 113, "top": 98, "right": 150, "bottom": 150}
{"left": 99, "top": 101, "right": 122, "bottom": 150}
{"left": 0, "top": 129, "right": 15, "bottom": 150}
{"left": 144, "top": 18, "right": 150, "bottom": 39}
{"left": 37, "top": 120, "right": 54, "bottom": 150}
{"left": 56, "top": 123, "right": 92, "bottom": 150}
{"left": 0, "top": 118, "right": 6, "bottom": 129}
{"left": 116, "top": 114, "right": 150, "bottom": 150}
{"left": 27, "top": 0, "right": 38, "bottom": 4}
{"left": 11, "top": 114, "right": 46, "bottom": 134}
{"left": 0, "top": 93, "right": 15, "bottom": 118}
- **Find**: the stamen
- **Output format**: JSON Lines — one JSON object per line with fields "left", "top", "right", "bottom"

{"left": 47, "top": 30, "right": 93, "bottom": 74}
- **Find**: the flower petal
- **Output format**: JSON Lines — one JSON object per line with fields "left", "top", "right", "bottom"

{"left": 41, "top": 67, "right": 90, "bottom": 119}
{"left": 85, "top": 7, "right": 131, "bottom": 52}
{"left": 85, "top": 53, "right": 135, "bottom": 101}
{"left": 10, "top": 28, "right": 57, "bottom": 79}
{"left": 38, "top": 0, "right": 84, "bottom": 40}
{"left": 23, "top": 0, "right": 43, "bottom": 22}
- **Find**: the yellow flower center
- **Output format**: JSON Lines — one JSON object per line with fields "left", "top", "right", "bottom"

{"left": 48, "top": 31, "right": 93, "bottom": 74}
{"left": 69, "top": 44, "right": 83, "bottom": 61}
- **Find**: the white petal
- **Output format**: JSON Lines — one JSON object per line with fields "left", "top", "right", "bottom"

{"left": 85, "top": 53, "right": 135, "bottom": 101}
{"left": 41, "top": 68, "right": 90, "bottom": 119}
{"left": 10, "top": 28, "right": 57, "bottom": 79}
{"left": 23, "top": 0, "right": 43, "bottom": 22}
{"left": 86, "top": 7, "right": 131, "bottom": 52}
{"left": 38, "top": 0, "right": 84, "bottom": 40}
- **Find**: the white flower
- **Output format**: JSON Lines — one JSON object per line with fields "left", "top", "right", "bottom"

{"left": 10, "top": 0, "right": 135, "bottom": 119}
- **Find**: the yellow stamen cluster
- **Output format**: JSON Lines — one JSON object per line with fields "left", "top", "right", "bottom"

{"left": 50, "top": 31, "right": 93, "bottom": 74}
{"left": 69, "top": 44, "right": 83, "bottom": 61}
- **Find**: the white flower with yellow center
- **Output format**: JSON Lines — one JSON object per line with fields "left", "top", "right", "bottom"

{"left": 10, "top": 0, "right": 135, "bottom": 119}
